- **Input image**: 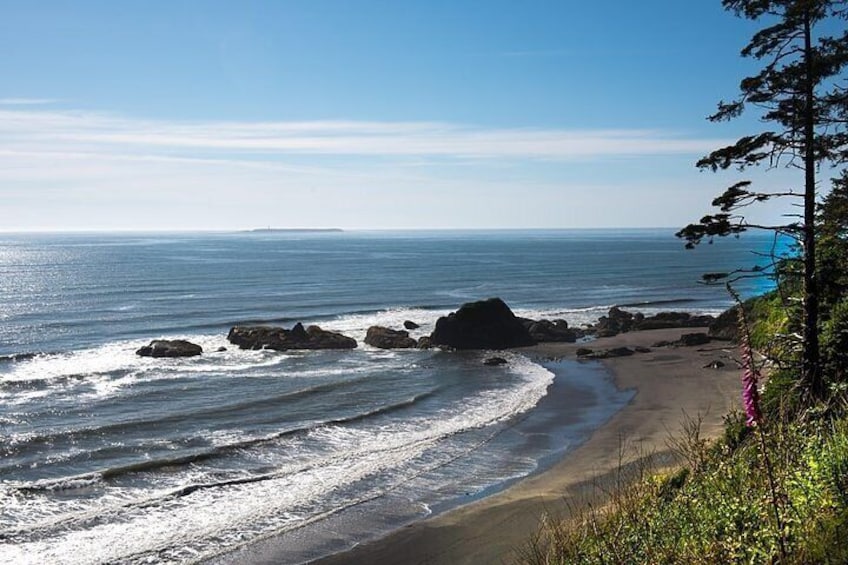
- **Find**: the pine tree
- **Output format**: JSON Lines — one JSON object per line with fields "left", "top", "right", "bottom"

{"left": 677, "top": 0, "right": 848, "bottom": 400}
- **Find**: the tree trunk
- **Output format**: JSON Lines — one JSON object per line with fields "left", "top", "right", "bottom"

{"left": 803, "top": 10, "right": 822, "bottom": 399}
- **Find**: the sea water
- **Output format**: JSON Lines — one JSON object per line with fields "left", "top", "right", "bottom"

{"left": 0, "top": 229, "right": 773, "bottom": 563}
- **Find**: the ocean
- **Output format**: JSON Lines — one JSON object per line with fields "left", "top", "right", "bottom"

{"left": 0, "top": 229, "right": 774, "bottom": 564}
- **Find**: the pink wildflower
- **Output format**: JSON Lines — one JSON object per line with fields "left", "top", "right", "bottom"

{"left": 737, "top": 314, "right": 763, "bottom": 427}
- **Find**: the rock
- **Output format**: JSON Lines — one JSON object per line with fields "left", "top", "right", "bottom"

{"left": 595, "top": 306, "right": 635, "bottom": 337}
{"left": 677, "top": 332, "right": 711, "bottom": 347}
{"left": 594, "top": 307, "right": 716, "bottom": 336}
{"left": 429, "top": 298, "right": 536, "bottom": 350}
{"left": 634, "top": 346, "right": 652, "bottom": 353}
{"left": 582, "top": 347, "right": 635, "bottom": 359}
{"left": 216, "top": 346, "right": 227, "bottom": 352}
{"left": 636, "top": 311, "right": 715, "bottom": 330}
{"left": 403, "top": 320, "right": 420, "bottom": 330}
{"left": 227, "top": 323, "right": 357, "bottom": 351}
{"left": 365, "top": 326, "right": 417, "bottom": 349}
{"left": 483, "top": 356, "right": 508, "bottom": 366}
{"left": 523, "top": 318, "right": 580, "bottom": 343}
{"left": 136, "top": 339, "right": 202, "bottom": 358}
{"left": 704, "top": 360, "right": 726, "bottom": 369}
{"left": 652, "top": 333, "right": 711, "bottom": 348}
{"left": 708, "top": 306, "right": 739, "bottom": 341}
{"left": 599, "top": 347, "right": 635, "bottom": 358}
{"left": 417, "top": 336, "right": 432, "bottom": 349}
{"left": 576, "top": 347, "right": 594, "bottom": 357}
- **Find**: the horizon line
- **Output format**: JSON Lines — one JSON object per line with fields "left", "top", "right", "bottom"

{"left": 1, "top": 226, "right": 696, "bottom": 234}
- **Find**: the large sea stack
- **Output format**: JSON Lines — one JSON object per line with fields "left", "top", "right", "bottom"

{"left": 429, "top": 297, "right": 536, "bottom": 350}
{"left": 227, "top": 323, "right": 357, "bottom": 351}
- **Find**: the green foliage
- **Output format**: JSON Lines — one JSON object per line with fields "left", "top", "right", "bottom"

{"left": 718, "top": 410, "right": 753, "bottom": 453}
{"left": 522, "top": 415, "right": 848, "bottom": 564}
{"left": 678, "top": 0, "right": 848, "bottom": 400}
{"left": 746, "top": 291, "right": 793, "bottom": 351}
{"left": 818, "top": 171, "right": 848, "bottom": 313}
{"left": 760, "top": 367, "right": 805, "bottom": 418}
{"left": 822, "top": 297, "right": 848, "bottom": 389}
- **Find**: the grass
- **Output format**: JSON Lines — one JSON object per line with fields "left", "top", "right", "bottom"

{"left": 519, "top": 408, "right": 848, "bottom": 564}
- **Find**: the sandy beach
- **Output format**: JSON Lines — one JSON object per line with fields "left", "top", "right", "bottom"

{"left": 308, "top": 327, "right": 743, "bottom": 565}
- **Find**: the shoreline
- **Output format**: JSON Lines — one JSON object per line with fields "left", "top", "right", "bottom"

{"left": 305, "top": 327, "right": 742, "bottom": 565}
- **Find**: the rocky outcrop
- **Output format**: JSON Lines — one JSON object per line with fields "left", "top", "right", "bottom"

{"left": 592, "top": 307, "right": 716, "bottom": 337}
{"left": 365, "top": 326, "right": 417, "bottom": 349}
{"left": 136, "top": 339, "right": 203, "bottom": 358}
{"left": 576, "top": 346, "right": 635, "bottom": 359}
{"left": 677, "top": 332, "right": 711, "bottom": 347}
{"left": 429, "top": 298, "right": 536, "bottom": 350}
{"left": 635, "top": 311, "right": 716, "bottom": 331}
{"left": 595, "top": 306, "right": 636, "bottom": 337}
{"left": 417, "top": 336, "right": 432, "bottom": 349}
{"left": 708, "top": 306, "right": 739, "bottom": 341}
{"left": 521, "top": 318, "right": 581, "bottom": 343}
{"left": 227, "top": 323, "right": 357, "bottom": 351}
{"left": 653, "top": 332, "right": 712, "bottom": 348}
{"left": 403, "top": 320, "right": 420, "bottom": 330}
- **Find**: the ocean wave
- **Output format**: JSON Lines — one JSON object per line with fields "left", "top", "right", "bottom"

{"left": 1, "top": 353, "right": 553, "bottom": 564}
{"left": 0, "top": 335, "right": 290, "bottom": 404}
{"left": 617, "top": 297, "right": 699, "bottom": 308}
{"left": 6, "top": 387, "right": 442, "bottom": 491}
{"left": 319, "top": 306, "right": 448, "bottom": 342}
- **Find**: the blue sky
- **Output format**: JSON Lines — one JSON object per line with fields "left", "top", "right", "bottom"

{"left": 0, "top": 0, "right": 805, "bottom": 230}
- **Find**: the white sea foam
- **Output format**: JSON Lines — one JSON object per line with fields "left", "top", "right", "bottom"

{"left": 0, "top": 353, "right": 554, "bottom": 565}
{"left": 0, "top": 334, "right": 294, "bottom": 404}
{"left": 319, "top": 306, "right": 448, "bottom": 343}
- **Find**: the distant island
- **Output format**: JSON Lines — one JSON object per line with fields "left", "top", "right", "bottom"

{"left": 244, "top": 228, "right": 343, "bottom": 233}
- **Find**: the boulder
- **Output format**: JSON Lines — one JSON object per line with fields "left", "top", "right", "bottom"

{"left": 429, "top": 298, "right": 536, "bottom": 350}
{"left": 136, "top": 339, "right": 202, "bottom": 358}
{"left": 677, "top": 332, "right": 711, "bottom": 347}
{"left": 365, "top": 326, "right": 417, "bottom": 349}
{"left": 576, "top": 347, "right": 594, "bottom": 357}
{"left": 483, "top": 356, "right": 508, "bottom": 366}
{"left": 417, "top": 336, "right": 432, "bottom": 349}
{"left": 595, "top": 306, "right": 635, "bottom": 337}
{"left": 652, "top": 332, "right": 711, "bottom": 348}
{"left": 636, "top": 311, "right": 715, "bottom": 330}
{"left": 227, "top": 323, "right": 357, "bottom": 351}
{"left": 581, "top": 347, "right": 635, "bottom": 359}
{"left": 522, "top": 318, "right": 580, "bottom": 343}
{"left": 594, "top": 307, "right": 716, "bottom": 337}
{"left": 403, "top": 320, "right": 420, "bottom": 330}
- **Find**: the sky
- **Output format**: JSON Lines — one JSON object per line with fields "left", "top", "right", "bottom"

{"left": 0, "top": 0, "right": 812, "bottom": 231}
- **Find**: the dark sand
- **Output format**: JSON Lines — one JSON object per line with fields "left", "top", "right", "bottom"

{"left": 308, "top": 328, "right": 742, "bottom": 565}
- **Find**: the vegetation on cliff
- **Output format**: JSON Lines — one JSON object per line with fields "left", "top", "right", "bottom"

{"left": 525, "top": 1, "right": 848, "bottom": 562}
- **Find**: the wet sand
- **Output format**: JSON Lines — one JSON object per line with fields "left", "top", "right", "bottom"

{"left": 311, "top": 328, "right": 742, "bottom": 565}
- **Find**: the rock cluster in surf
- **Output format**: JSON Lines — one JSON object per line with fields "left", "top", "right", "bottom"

{"left": 135, "top": 298, "right": 723, "bottom": 358}
{"left": 227, "top": 323, "right": 357, "bottom": 351}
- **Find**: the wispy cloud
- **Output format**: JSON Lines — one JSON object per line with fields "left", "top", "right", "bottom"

{"left": 0, "top": 105, "right": 740, "bottom": 230}
{"left": 0, "top": 107, "right": 726, "bottom": 162}
{"left": 0, "top": 97, "right": 59, "bottom": 106}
